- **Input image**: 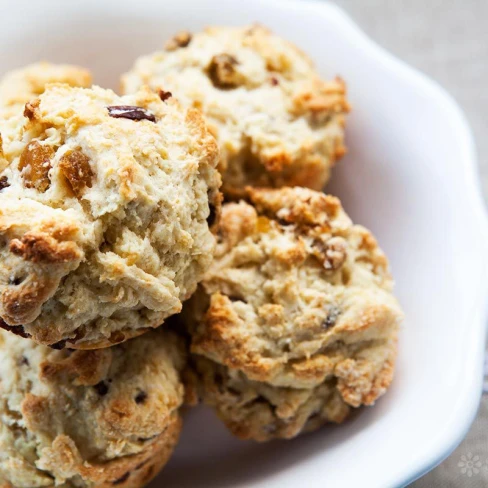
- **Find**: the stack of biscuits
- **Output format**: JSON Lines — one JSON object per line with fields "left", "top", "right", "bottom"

{"left": 0, "top": 25, "right": 403, "bottom": 487}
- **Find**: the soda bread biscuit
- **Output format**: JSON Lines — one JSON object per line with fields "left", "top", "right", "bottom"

{"left": 121, "top": 25, "right": 349, "bottom": 198}
{"left": 0, "top": 84, "right": 221, "bottom": 348}
{"left": 185, "top": 187, "right": 403, "bottom": 440}
{"left": 0, "top": 328, "right": 185, "bottom": 487}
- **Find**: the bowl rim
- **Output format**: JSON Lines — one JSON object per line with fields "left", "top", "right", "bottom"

{"left": 280, "top": 0, "right": 488, "bottom": 485}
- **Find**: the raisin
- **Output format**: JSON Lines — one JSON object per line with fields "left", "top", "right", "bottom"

{"left": 19, "top": 141, "right": 54, "bottom": 192}
{"left": 107, "top": 106, "right": 156, "bottom": 122}
{"left": 207, "top": 54, "right": 240, "bottom": 89}
{"left": 0, "top": 176, "right": 8, "bottom": 191}
{"left": 135, "top": 391, "right": 148, "bottom": 404}
{"left": 322, "top": 306, "right": 341, "bottom": 329}
{"left": 158, "top": 90, "right": 172, "bottom": 102}
{"left": 59, "top": 149, "right": 93, "bottom": 198}
{"left": 94, "top": 381, "right": 109, "bottom": 396}
{"left": 165, "top": 31, "right": 192, "bottom": 51}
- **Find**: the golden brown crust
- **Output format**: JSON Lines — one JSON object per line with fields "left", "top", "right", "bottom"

{"left": 1, "top": 285, "right": 52, "bottom": 328}
{"left": 100, "top": 414, "right": 182, "bottom": 488}
{"left": 0, "top": 203, "right": 84, "bottom": 328}
{"left": 291, "top": 77, "right": 350, "bottom": 120}
{"left": 247, "top": 186, "right": 342, "bottom": 225}
{"left": 9, "top": 231, "right": 82, "bottom": 264}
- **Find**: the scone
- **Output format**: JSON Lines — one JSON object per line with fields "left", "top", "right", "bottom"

{"left": 0, "top": 328, "right": 185, "bottom": 487}
{"left": 121, "top": 25, "right": 349, "bottom": 198}
{"left": 184, "top": 187, "right": 403, "bottom": 441}
{"left": 0, "top": 84, "right": 221, "bottom": 349}
{"left": 0, "top": 62, "right": 92, "bottom": 119}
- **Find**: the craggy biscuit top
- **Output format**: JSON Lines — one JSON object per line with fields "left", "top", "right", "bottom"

{"left": 121, "top": 25, "right": 349, "bottom": 198}
{"left": 0, "top": 62, "right": 92, "bottom": 119}
{"left": 0, "top": 328, "right": 185, "bottom": 487}
{"left": 187, "top": 186, "right": 402, "bottom": 397}
{"left": 0, "top": 84, "right": 221, "bottom": 348}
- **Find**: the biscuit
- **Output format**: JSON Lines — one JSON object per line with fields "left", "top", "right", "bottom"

{"left": 0, "top": 62, "right": 92, "bottom": 119}
{"left": 0, "top": 83, "right": 221, "bottom": 348}
{"left": 121, "top": 25, "right": 349, "bottom": 198}
{"left": 184, "top": 187, "right": 403, "bottom": 440}
{"left": 0, "top": 328, "right": 185, "bottom": 487}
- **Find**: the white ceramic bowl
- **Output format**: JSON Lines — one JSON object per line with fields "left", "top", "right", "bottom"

{"left": 2, "top": 1, "right": 488, "bottom": 486}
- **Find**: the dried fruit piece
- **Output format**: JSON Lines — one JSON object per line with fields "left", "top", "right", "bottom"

{"left": 322, "top": 306, "right": 341, "bottom": 329}
{"left": 59, "top": 149, "right": 93, "bottom": 198}
{"left": 0, "top": 176, "right": 9, "bottom": 191}
{"left": 135, "top": 391, "right": 148, "bottom": 404}
{"left": 256, "top": 216, "right": 271, "bottom": 233}
{"left": 23, "top": 98, "right": 40, "bottom": 120}
{"left": 107, "top": 106, "right": 156, "bottom": 122}
{"left": 158, "top": 89, "right": 173, "bottom": 102}
{"left": 94, "top": 381, "right": 109, "bottom": 396}
{"left": 165, "top": 31, "right": 192, "bottom": 51}
{"left": 19, "top": 141, "right": 54, "bottom": 192}
{"left": 207, "top": 54, "right": 240, "bottom": 89}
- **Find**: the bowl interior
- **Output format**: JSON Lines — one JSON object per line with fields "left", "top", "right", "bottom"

{"left": 1, "top": 1, "right": 487, "bottom": 487}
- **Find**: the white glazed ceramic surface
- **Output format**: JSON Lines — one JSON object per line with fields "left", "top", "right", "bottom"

{"left": 1, "top": 1, "right": 487, "bottom": 487}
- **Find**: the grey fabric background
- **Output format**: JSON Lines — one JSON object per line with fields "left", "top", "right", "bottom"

{"left": 330, "top": 0, "right": 488, "bottom": 485}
